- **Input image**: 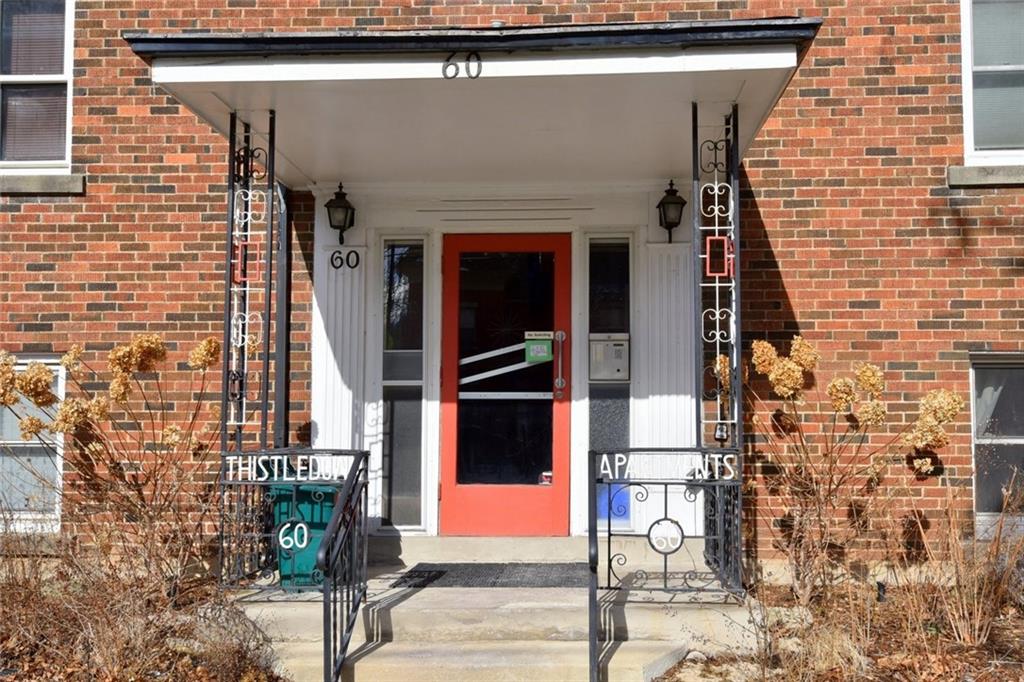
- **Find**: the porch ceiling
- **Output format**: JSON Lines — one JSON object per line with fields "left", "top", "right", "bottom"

{"left": 129, "top": 20, "right": 819, "bottom": 188}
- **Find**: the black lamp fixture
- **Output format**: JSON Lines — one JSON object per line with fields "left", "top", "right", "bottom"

{"left": 324, "top": 182, "right": 356, "bottom": 244}
{"left": 656, "top": 180, "right": 687, "bottom": 243}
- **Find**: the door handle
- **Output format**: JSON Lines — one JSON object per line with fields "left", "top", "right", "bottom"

{"left": 554, "top": 330, "right": 566, "bottom": 397}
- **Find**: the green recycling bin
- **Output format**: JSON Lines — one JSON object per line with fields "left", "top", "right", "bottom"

{"left": 271, "top": 483, "right": 339, "bottom": 590}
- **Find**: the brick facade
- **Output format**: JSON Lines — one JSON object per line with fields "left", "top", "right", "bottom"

{"left": 1, "top": 1, "right": 1022, "bottom": 553}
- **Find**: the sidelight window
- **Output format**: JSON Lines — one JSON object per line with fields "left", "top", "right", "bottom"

{"left": 381, "top": 241, "right": 424, "bottom": 526}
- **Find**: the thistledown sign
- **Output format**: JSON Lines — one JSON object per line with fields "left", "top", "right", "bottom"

{"left": 222, "top": 453, "right": 350, "bottom": 483}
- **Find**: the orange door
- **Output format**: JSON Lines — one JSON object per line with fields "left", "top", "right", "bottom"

{"left": 440, "top": 233, "right": 572, "bottom": 536}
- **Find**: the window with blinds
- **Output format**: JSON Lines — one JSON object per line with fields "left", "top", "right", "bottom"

{"left": 0, "top": 0, "right": 70, "bottom": 166}
{"left": 965, "top": 0, "right": 1024, "bottom": 158}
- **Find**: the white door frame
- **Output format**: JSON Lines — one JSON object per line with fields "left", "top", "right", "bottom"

{"left": 310, "top": 182, "right": 695, "bottom": 536}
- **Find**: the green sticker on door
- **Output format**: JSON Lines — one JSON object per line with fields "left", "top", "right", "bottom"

{"left": 524, "top": 331, "right": 554, "bottom": 363}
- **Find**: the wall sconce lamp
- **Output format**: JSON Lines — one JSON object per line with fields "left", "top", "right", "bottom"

{"left": 656, "top": 180, "right": 687, "bottom": 243}
{"left": 324, "top": 182, "right": 356, "bottom": 244}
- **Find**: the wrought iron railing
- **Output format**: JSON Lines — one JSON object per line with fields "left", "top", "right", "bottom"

{"left": 587, "top": 448, "right": 744, "bottom": 682}
{"left": 316, "top": 450, "right": 369, "bottom": 682}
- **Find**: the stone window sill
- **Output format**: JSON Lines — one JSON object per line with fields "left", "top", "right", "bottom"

{"left": 0, "top": 532, "right": 61, "bottom": 557}
{"left": 0, "top": 174, "right": 86, "bottom": 195}
{"left": 947, "top": 165, "right": 1024, "bottom": 189}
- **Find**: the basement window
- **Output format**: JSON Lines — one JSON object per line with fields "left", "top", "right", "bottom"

{"left": 0, "top": 357, "right": 64, "bottom": 533}
{"left": 971, "top": 359, "right": 1024, "bottom": 534}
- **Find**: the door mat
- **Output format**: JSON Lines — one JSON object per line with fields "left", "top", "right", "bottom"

{"left": 391, "top": 562, "right": 589, "bottom": 588}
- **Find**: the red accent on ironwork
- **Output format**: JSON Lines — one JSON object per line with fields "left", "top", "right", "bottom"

{"left": 232, "top": 241, "right": 261, "bottom": 284}
{"left": 705, "top": 236, "right": 734, "bottom": 278}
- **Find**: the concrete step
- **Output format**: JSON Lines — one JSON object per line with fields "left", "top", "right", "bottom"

{"left": 277, "top": 639, "right": 698, "bottom": 682}
{"left": 241, "top": 552, "right": 752, "bottom": 682}
{"left": 369, "top": 535, "right": 589, "bottom": 565}
{"left": 368, "top": 535, "right": 710, "bottom": 569}
{"left": 242, "top": 587, "right": 753, "bottom": 646}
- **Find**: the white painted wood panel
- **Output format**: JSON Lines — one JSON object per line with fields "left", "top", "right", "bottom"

{"left": 632, "top": 243, "right": 701, "bottom": 536}
{"left": 311, "top": 242, "right": 367, "bottom": 451}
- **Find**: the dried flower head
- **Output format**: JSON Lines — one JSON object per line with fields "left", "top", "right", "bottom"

{"left": 109, "top": 374, "right": 132, "bottom": 405}
{"left": 161, "top": 425, "right": 184, "bottom": 449}
{"left": 751, "top": 340, "right": 778, "bottom": 376}
{"left": 19, "top": 416, "right": 47, "bottom": 441}
{"left": 768, "top": 358, "right": 804, "bottom": 398}
{"left": 60, "top": 344, "right": 83, "bottom": 374}
{"left": 132, "top": 333, "right": 167, "bottom": 373}
{"left": 16, "top": 362, "right": 57, "bottom": 407}
{"left": 854, "top": 363, "right": 885, "bottom": 399}
{"left": 0, "top": 351, "right": 17, "bottom": 407}
{"left": 826, "top": 378, "right": 856, "bottom": 413}
{"left": 50, "top": 397, "right": 89, "bottom": 434}
{"left": 788, "top": 335, "right": 820, "bottom": 372}
{"left": 86, "top": 396, "right": 109, "bottom": 422}
{"left": 188, "top": 337, "right": 221, "bottom": 371}
{"left": 919, "top": 388, "right": 963, "bottom": 426}
{"left": 108, "top": 344, "right": 137, "bottom": 376}
{"left": 246, "top": 332, "right": 261, "bottom": 360}
{"left": 856, "top": 400, "right": 887, "bottom": 427}
{"left": 715, "top": 354, "right": 731, "bottom": 398}
{"left": 912, "top": 457, "right": 935, "bottom": 475}
{"left": 904, "top": 414, "right": 949, "bottom": 450}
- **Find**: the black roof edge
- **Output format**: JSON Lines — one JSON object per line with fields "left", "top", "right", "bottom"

{"left": 124, "top": 18, "right": 821, "bottom": 60}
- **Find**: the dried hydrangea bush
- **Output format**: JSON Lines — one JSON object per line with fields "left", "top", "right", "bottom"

{"left": 1, "top": 334, "right": 223, "bottom": 590}
{"left": 747, "top": 336, "right": 963, "bottom": 605}
{"left": 0, "top": 335, "right": 284, "bottom": 679}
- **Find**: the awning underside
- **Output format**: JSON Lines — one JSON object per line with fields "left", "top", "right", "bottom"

{"left": 135, "top": 20, "right": 817, "bottom": 187}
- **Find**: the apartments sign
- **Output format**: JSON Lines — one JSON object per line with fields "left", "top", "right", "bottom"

{"left": 598, "top": 452, "right": 738, "bottom": 481}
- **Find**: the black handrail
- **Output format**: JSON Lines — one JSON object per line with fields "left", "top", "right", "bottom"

{"left": 315, "top": 450, "right": 369, "bottom": 682}
{"left": 315, "top": 451, "right": 366, "bottom": 571}
{"left": 587, "top": 450, "right": 599, "bottom": 682}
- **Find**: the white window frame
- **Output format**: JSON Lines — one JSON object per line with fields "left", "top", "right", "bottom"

{"left": 0, "top": 0, "right": 75, "bottom": 175}
{"left": 377, "top": 237, "right": 428, "bottom": 532}
{"left": 970, "top": 356, "right": 1024, "bottom": 537}
{"left": 1, "top": 357, "right": 64, "bottom": 534}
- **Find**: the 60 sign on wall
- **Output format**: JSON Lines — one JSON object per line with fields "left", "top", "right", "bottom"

{"left": 330, "top": 249, "right": 361, "bottom": 270}
{"left": 442, "top": 51, "right": 483, "bottom": 79}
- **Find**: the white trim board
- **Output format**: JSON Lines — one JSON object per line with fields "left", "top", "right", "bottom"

{"left": 151, "top": 45, "right": 797, "bottom": 85}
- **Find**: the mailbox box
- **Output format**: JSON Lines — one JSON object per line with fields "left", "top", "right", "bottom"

{"left": 589, "top": 333, "right": 630, "bottom": 382}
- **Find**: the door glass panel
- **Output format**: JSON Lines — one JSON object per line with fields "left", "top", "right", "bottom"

{"left": 382, "top": 386, "right": 422, "bottom": 526}
{"left": 457, "top": 400, "right": 552, "bottom": 485}
{"left": 457, "top": 251, "right": 554, "bottom": 484}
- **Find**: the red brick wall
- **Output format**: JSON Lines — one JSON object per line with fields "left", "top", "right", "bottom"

{"left": 1, "top": 1, "right": 1022, "bottom": 553}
